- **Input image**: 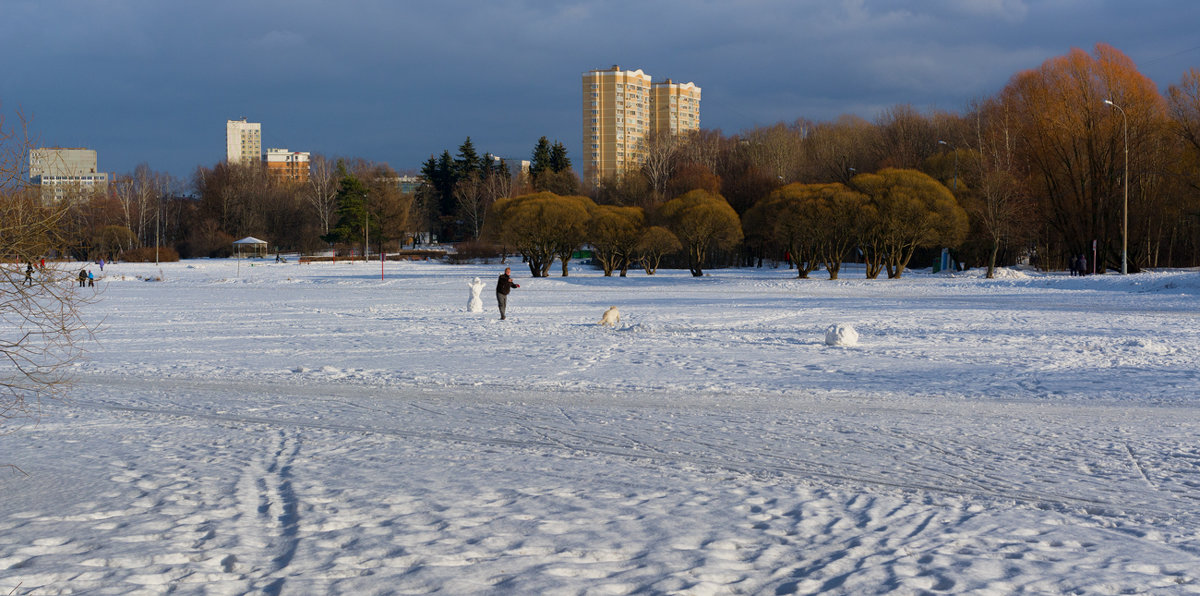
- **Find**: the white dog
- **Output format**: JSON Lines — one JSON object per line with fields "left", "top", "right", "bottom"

{"left": 598, "top": 306, "right": 621, "bottom": 327}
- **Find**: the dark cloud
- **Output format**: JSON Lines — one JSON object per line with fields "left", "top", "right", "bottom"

{"left": 2, "top": 0, "right": 1198, "bottom": 181}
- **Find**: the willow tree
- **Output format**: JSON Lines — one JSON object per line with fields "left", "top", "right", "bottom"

{"left": 853, "top": 169, "right": 968, "bottom": 278}
{"left": 587, "top": 205, "right": 644, "bottom": 276}
{"left": 658, "top": 189, "right": 742, "bottom": 277}
{"left": 635, "top": 226, "right": 681, "bottom": 275}
{"left": 486, "top": 192, "right": 594, "bottom": 277}
{"left": 743, "top": 184, "right": 821, "bottom": 278}
{"left": 809, "top": 184, "right": 872, "bottom": 280}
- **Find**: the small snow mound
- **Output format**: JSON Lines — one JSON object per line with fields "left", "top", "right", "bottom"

{"left": 621, "top": 323, "right": 655, "bottom": 333}
{"left": 292, "top": 366, "right": 310, "bottom": 373}
{"left": 1123, "top": 338, "right": 1171, "bottom": 355}
{"left": 988, "top": 267, "right": 1029, "bottom": 280}
{"left": 825, "top": 324, "right": 859, "bottom": 347}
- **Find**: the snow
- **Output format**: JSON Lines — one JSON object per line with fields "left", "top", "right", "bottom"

{"left": 467, "top": 277, "right": 485, "bottom": 313}
{"left": 824, "top": 323, "right": 858, "bottom": 347}
{"left": 3, "top": 259, "right": 1200, "bottom": 594}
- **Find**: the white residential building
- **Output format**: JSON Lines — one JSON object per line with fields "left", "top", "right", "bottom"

{"left": 29, "top": 147, "right": 108, "bottom": 203}
{"left": 226, "top": 118, "right": 262, "bottom": 165}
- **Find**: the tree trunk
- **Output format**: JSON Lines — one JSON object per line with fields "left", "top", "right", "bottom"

{"left": 987, "top": 239, "right": 999, "bottom": 279}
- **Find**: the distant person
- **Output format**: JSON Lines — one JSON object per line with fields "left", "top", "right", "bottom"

{"left": 1079, "top": 254, "right": 1088, "bottom": 276}
{"left": 1069, "top": 255, "right": 1078, "bottom": 276}
{"left": 87, "top": 270, "right": 95, "bottom": 287}
{"left": 39, "top": 257, "right": 44, "bottom": 269}
{"left": 24, "top": 263, "right": 34, "bottom": 286}
{"left": 98, "top": 258, "right": 105, "bottom": 271}
{"left": 78, "top": 269, "right": 88, "bottom": 287}
{"left": 496, "top": 267, "right": 519, "bottom": 320}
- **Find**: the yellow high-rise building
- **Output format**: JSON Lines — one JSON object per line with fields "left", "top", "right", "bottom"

{"left": 651, "top": 79, "right": 702, "bottom": 138}
{"left": 582, "top": 65, "right": 700, "bottom": 187}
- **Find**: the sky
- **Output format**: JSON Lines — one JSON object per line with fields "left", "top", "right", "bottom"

{"left": 2, "top": 0, "right": 1199, "bottom": 185}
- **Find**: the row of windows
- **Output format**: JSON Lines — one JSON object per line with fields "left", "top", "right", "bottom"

{"left": 42, "top": 176, "right": 105, "bottom": 182}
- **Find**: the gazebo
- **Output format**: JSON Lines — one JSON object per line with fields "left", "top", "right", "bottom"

{"left": 233, "top": 237, "right": 268, "bottom": 275}
{"left": 232, "top": 236, "right": 269, "bottom": 259}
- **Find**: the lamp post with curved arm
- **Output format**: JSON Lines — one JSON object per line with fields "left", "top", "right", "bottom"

{"left": 1104, "top": 99, "right": 1128, "bottom": 275}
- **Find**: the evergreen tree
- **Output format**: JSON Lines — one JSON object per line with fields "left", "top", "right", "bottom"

{"left": 321, "top": 163, "right": 372, "bottom": 250}
{"left": 480, "top": 152, "right": 502, "bottom": 177}
{"left": 455, "top": 137, "right": 481, "bottom": 180}
{"left": 549, "top": 141, "right": 572, "bottom": 173}
{"left": 530, "top": 136, "right": 552, "bottom": 179}
{"left": 435, "top": 150, "right": 456, "bottom": 217}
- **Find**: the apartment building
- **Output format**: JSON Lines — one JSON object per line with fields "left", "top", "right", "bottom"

{"left": 582, "top": 65, "right": 700, "bottom": 187}
{"left": 226, "top": 118, "right": 262, "bottom": 165}
{"left": 29, "top": 147, "right": 108, "bottom": 203}
{"left": 651, "top": 79, "right": 702, "bottom": 137}
{"left": 264, "top": 148, "right": 310, "bottom": 183}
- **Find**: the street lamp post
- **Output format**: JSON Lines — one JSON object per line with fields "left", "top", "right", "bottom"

{"left": 1104, "top": 99, "right": 1128, "bottom": 275}
{"left": 937, "top": 140, "right": 957, "bottom": 190}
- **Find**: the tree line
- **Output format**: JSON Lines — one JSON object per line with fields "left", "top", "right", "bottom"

{"left": 6, "top": 43, "right": 1200, "bottom": 276}
{"left": 483, "top": 168, "right": 966, "bottom": 279}
{"left": 568, "top": 44, "right": 1200, "bottom": 277}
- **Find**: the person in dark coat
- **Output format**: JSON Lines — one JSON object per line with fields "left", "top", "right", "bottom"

{"left": 24, "top": 263, "right": 34, "bottom": 286}
{"left": 495, "top": 267, "right": 519, "bottom": 320}
{"left": 78, "top": 268, "right": 88, "bottom": 287}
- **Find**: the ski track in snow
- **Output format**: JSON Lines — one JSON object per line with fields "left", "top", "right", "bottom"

{"left": 2, "top": 260, "right": 1200, "bottom": 594}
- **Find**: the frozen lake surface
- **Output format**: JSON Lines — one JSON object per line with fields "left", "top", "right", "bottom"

{"left": 3, "top": 259, "right": 1199, "bottom": 594}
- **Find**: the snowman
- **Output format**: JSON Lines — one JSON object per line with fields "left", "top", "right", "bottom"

{"left": 467, "top": 277, "right": 485, "bottom": 313}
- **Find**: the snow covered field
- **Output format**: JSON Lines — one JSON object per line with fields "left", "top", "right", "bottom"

{"left": 2, "top": 258, "right": 1200, "bottom": 594}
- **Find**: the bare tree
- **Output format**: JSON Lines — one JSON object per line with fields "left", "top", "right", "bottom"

{"left": 0, "top": 104, "right": 31, "bottom": 193}
{"left": 969, "top": 99, "right": 1035, "bottom": 278}
{"left": 307, "top": 154, "right": 339, "bottom": 236}
{"left": 677, "top": 128, "right": 726, "bottom": 176}
{"left": 641, "top": 131, "right": 682, "bottom": 202}
{"left": 1, "top": 106, "right": 93, "bottom": 429}
{"left": 803, "top": 115, "right": 880, "bottom": 183}
{"left": 454, "top": 173, "right": 488, "bottom": 240}
{"left": 738, "top": 122, "right": 805, "bottom": 183}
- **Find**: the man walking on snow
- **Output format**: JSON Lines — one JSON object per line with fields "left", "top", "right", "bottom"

{"left": 496, "top": 267, "right": 519, "bottom": 320}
